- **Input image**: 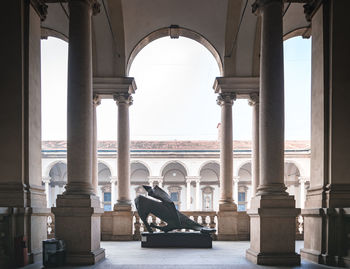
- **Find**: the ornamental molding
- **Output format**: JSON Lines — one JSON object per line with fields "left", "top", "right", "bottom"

{"left": 216, "top": 92, "right": 236, "bottom": 106}
{"left": 213, "top": 77, "right": 259, "bottom": 99}
{"left": 248, "top": 93, "right": 259, "bottom": 106}
{"left": 30, "top": 0, "right": 48, "bottom": 21}
{"left": 93, "top": 77, "right": 137, "bottom": 99}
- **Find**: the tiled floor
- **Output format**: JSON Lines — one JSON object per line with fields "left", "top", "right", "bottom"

{"left": 23, "top": 241, "right": 336, "bottom": 269}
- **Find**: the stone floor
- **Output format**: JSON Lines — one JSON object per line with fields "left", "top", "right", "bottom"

{"left": 23, "top": 241, "right": 337, "bottom": 269}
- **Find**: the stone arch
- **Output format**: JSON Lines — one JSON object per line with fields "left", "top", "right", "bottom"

{"left": 130, "top": 161, "right": 150, "bottom": 183}
{"left": 198, "top": 160, "right": 220, "bottom": 176}
{"left": 161, "top": 161, "right": 188, "bottom": 183}
{"left": 284, "top": 159, "right": 305, "bottom": 178}
{"left": 126, "top": 26, "right": 223, "bottom": 76}
{"left": 45, "top": 160, "right": 67, "bottom": 179}
{"left": 97, "top": 159, "right": 115, "bottom": 177}
{"left": 235, "top": 160, "right": 252, "bottom": 177}
{"left": 41, "top": 27, "right": 69, "bottom": 42}
{"left": 98, "top": 162, "right": 112, "bottom": 183}
{"left": 237, "top": 162, "right": 252, "bottom": 182}
{"left": 199, "top": 161, "right": 220, "bottom": 183}
{"left": 283, "top": 27, "right": 311, "bottom": 41}
{"left": 160, "top": 160, "right": 189, "bottom": 178}
{"left": 130, "top": 160, "right": 152, "bottom": 177}
{"left": 284, "top": 161, "right": 301, "bottom": 184}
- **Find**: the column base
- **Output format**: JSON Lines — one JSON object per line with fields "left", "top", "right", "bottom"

{"left": 246, "top": 248, "right": 300, "bottom": 265}
{"left": 52, "top": 194, "right": 105, "bottom": 265}
{"left": 301, "top": 207, "right": 350, "bottom": 267}
{"left": 247, "top": 195, "right": 300, "bottom": 266}
{"left": 112, "top": 203, "right": 133, "bottom": 240}
{"left": 217, "top": 202, "right": 241, "bottom": 240}
{"left": 65, "top": 248, "right": 105, "bottom": 265}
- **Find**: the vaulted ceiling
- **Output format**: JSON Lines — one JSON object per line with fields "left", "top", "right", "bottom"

{"left": 42, "top": 0, "right": 309, "bottom": 78}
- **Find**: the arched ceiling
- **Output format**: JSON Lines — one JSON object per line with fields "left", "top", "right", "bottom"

{"left": 42, "top": 0, "right": 310, "bottom": 78}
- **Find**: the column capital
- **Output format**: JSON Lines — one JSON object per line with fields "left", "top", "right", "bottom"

{"left": 248, "top": 93, "right": 259, "bottom": 106}
{"left": 30, "top": 0, "right": 48, "bottom": 21}
{"left": 252, "top": 0, "right": 283, "bottom": 14}
{"left": 110, "top": 176, "right": 117, "bottom": 183}
{"left": 233, "top": 176, "right": 240, "bottom": 183}
{"left": 93, "top": 94, "right": 101, "bottom": 106}
{"left": 303, "top": 0, "right": 323, "bottom": 22}
{"left": 114, "top": 93, "right": 133, "bottom": 106}
{"left": 42, "top": 177, "right": 51, "bottom": 184}
{"left": 298, "top": 177, "right": 309, "bottom": 184}
{"left": 186, "top": 176, "right": 201, "bottom": 183}
{"left": 217, "top": 92, "right": 236, "bottom": 106}
{"left": 69, "top": 0, "right": 101, "bottom": 15}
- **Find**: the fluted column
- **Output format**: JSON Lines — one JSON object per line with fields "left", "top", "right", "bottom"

{"left": 249, "top": 94, "right": 260, "bottom": 196}
{"left": 92, "top": 94, "right": 101, "bottom": 195}
{"left": 114, "top": 93, "right": 133, "bottom": 207}
{"left": 43, "top": 177, "right": 51, "bottom": 208}
{"left": 217, "top": 92, "right": 236, "bottom": 210}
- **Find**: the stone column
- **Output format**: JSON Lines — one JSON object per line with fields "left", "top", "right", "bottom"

{"left": 217, "top": 92, "right": 237, "bottom": 210}
{"left": 248, "top": 94, "right": 260, "bottom": 196}
{"left": 43, "top": 177, "right": 51, "bottom": 208}
{"left": 110, "top": 176, "right": 117, "bottom": 207}
{"left": 246, "top": 0, "right": 300, "bottom": 265}
{"left": 186, "top": 178, "right": 192, "bottom": 210}
{"left": 111, "top": 90, "right": 134, "bottom": 240}
{"left": 52, "top": 0, "right": 105, "bottom": 265}
{"left": 92, "top": 94, "right": 101, "bottom": 195}
{"left": 298, "top": 177, "right": 307, "bottom": 209}
{"left": 114, "top": 93, "right": 133, "bottom": 208}
{"left": 195, "top": 177, "right": 201, "bottom": 210}
{"left": 233, "top": 176, "right": 239, "bottom": 204}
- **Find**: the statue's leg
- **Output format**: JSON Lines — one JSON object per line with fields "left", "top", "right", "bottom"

{"left": 150, "top": 223, "right": 175, "bottom": 233}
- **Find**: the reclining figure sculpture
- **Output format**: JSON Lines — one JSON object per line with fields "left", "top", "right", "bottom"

{"left": 135, "top": 185, "right": 216, "bottom": 234}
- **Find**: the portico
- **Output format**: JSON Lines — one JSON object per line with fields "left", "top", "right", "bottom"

{"left": 1, "top": 0, "right": 350, "bottom": 268}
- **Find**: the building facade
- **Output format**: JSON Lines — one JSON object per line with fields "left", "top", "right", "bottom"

{"left": 42, "top": 140, "right": 310, "bottom": 212}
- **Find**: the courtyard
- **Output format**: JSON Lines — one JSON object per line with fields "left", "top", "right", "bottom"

{"left": 22, "top": 241, "right": 334, "bottom": 269}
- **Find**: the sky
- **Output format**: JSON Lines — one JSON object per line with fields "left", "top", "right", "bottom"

{"left": 41, "top": 36, "right": 311, "bottom": 141}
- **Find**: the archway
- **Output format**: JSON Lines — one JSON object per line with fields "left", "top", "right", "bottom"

{"left": 98, "top": 162, "right": 112, "bottom": 211}
{"left": 48, "top": 162, "right": 67, "bottom": 207}
{"left": 237, "top": 162, "right": 252, "bottom": 211}
{"left": 161, "top": 162, "right": 187, "bottom": 210}
{"left": 131, "top": 162, "right": 150, "bottom": 201}
{"left": 199, "top": 162, "right": 220, "bottom": 211}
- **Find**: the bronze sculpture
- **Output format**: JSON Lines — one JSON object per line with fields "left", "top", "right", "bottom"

{"left": 134, "top": 185, "right": 216, "bottom": 234}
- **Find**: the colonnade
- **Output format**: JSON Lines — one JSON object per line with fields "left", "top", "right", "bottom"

{"left": 52, "top": 0, "right": 299, "bottom": 265}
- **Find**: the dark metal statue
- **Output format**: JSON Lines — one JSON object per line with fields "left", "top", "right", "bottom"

{"left": 134, "top": 185, "right": 216, "bottom": 234}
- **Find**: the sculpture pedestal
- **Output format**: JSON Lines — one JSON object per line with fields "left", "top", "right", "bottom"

{"left": 141, "top": 232, "right": 212, "bottom": 248}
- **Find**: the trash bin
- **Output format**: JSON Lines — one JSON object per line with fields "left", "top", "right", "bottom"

{"left": 42, "top": 239, "right": 66, "bottom": 267}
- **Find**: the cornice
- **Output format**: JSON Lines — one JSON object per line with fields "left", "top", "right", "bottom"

{"left": 213, "top": 77, "right": 259, "bottom": 99}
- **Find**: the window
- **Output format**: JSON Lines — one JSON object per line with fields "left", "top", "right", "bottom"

{"left": 103, "top": 192, "right": 112, "bottom": 211}
{"left": 237, "top": 191, "right": 247, "bottom": 212}
{"left": 168, "top": 186, "right": 181, "bottom": 210}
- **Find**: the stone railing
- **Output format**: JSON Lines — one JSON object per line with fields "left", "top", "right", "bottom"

{"left": 47, "top": 213, "right": 55, "bottom": 239}
{"left": 296, "top": 214, "right": 304, "bottom": 240}
{"left": 132, "top": 211, "right": 217, "bottom": 241}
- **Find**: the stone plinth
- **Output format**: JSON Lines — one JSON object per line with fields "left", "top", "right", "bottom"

{"left": 246, "top": 195, "right": 300, "bottom": 265}
{"left": 141, "top": 232, "right": 212, "bottom": 248}
{"left": 217, "top": 203, "right": 239, "bottom": 240}
{"left": 111, "top": 204, "right": 133, "bottom": 240}
{"left": 52, "top": 194, "right": 105, "bottom": 265}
